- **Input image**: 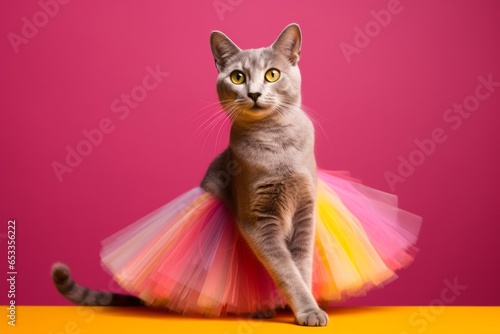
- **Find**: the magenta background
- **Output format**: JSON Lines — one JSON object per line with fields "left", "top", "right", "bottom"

{"left": 1, "top": 0, "right": 499, "bottom": 306}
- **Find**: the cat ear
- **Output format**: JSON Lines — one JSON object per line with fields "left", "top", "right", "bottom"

{"left": 210, "top": 31, "right": 241, "bottom": 72}
{"left": 271, "top": 24, "right": 302, "bottom": 65}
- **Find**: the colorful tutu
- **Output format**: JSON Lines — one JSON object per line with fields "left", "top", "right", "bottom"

{"left": 100, "top": 169, "right": 421, "bottom": 316}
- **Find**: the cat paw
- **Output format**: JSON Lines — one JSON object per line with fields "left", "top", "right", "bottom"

{"left": 250, "top": 308, "right": 276, "bottom": 319}
{"left": 295, "top": 308, "right": 329, "bottom": 326}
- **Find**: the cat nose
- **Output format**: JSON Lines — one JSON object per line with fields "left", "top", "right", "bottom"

{"left": 247, "top": 92, "right": 262, "bottom": 102}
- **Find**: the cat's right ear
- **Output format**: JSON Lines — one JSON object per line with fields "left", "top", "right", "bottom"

{"left": 210, "top": 31, "right": 240, "bottom": 72}
{"left": 272, "top": 24, "right": 302, "bottom": 65}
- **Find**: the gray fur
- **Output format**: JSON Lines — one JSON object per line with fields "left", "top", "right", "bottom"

{"left": 51, "top": 263, "right": 143, "bottom": 306}
{"left": 51, "top": 24, "right": 327, "bottom": 326}
{"left": 202, "top": 24, "right": 328, "bottom": 326}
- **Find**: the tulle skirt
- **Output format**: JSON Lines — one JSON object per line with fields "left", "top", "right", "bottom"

{"left": 100, "top": 169, "right": 421, "bottom": 316}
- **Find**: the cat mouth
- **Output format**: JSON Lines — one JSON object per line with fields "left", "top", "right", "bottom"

{"left": 250, "top": 103, "right": 265, "bottom": 110}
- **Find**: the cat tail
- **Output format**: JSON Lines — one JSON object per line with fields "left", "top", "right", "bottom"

{"left": 51, "top": 263, "right": 144, "bottom": 306}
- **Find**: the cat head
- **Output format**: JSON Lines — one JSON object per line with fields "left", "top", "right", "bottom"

{"left": 210, "top": 24, "right": 302, "bottom": 121}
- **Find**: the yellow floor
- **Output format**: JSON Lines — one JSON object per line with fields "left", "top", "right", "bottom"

{"left": 1, "top": 306, "right": 498, "bottom": 333}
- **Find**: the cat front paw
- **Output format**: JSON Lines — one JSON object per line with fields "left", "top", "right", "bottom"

{"left": 295, "top": 308, "right": 329, "bottom": 326}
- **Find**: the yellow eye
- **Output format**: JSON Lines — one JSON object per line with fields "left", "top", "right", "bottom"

{"left": 230, "top": 70, "right": 246, "bottom": 85}
{"left": 265, "top": 69, "right": 280, "bottom": 83}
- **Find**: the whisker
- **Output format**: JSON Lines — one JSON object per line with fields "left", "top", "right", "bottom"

{"left": 190, "top": 100, "right": 233, "bottom": 123}
{"left": 300, "top": 104, "right": 332, "bottom": 148}
{"left": 182, "top": 109, "right": 225, "bottom": 151}
{"left": 200, "top": 110, "right": 230, "bottom": 150}
{"left": 213, "top": 103, "right": 240, "bottom": 152}
{"left": 193, "top": 108, "right": 225, "bottom": 135}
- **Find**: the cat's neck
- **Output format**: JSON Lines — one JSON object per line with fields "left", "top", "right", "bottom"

{"left": 230, "top": 106, "right": 305, "bottom": 133}
{"left": 229, "top": 106, "right": 313, "bottom": 151}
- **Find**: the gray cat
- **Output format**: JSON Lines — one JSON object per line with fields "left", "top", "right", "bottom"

{"left": 53, "top": 24, "right": 329, "bottom": 326}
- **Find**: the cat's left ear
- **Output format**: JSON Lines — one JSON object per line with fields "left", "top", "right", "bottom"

{"left": 210, "top": 31, "right": 241, "bottom": 72}
{"left": 271, "top": 24, "right": 302, "bottom": 65}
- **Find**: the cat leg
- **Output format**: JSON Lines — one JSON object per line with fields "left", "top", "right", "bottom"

{"left": 288, "top": 204, "right": 331, "bottom": 325}
{"left": 238, "top": 219, "right": 328, "bottom": 326}
{"left": 200, "top": 149, "right": 237, "bottom": 207}
{"left": 289, "top": 204, "right": 316, "bottom": 290}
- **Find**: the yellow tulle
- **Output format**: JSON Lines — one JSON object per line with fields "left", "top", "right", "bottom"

{"left": 313, "top": 180, "right": 395, "bottom": 301}
{"left": 101, "top": 171, "right": 421, "bottom": 315}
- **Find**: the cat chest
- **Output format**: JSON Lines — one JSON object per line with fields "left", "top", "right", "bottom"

{"left": 242, "top": 172, "right": 315, "bottom": 221}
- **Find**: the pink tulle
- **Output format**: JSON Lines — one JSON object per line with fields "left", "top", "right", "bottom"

{"left": 101, "top": 189, "right": 284, "bottom": 315}
{"left": 101, "top": 170, "right": 421, "bottom": 316}
{"left": 317, "top": 170, "right": 421, "bottom": 270}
